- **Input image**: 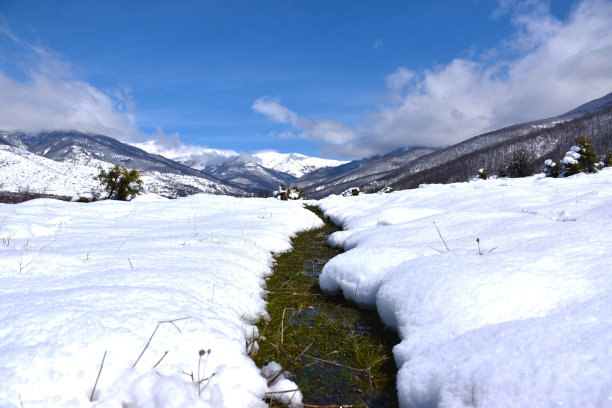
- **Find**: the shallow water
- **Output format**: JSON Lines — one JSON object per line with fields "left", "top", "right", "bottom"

{"left": 255, "top": 206, "right": 399, "bottom": 407}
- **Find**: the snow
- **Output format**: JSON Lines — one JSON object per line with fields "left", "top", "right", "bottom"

{"left": 253, "top": 151, "right": 347, "bottom": 178}
{"left": 0, "top": 145, "right": 236, "bottom": 198}
{"left": 317, "top": 169, "right": 612, "bottom": 407}
{"left": 0, "top": 145, "right": 101, "bottom": 196}
{"left": 0, "top": 194, "right": 321, "bottom": 407}
{"left": 130, "top": 141, "right": 238, "bottom": 171}
{"left": 131, "top": 142, "right": 347, "bottom": 178}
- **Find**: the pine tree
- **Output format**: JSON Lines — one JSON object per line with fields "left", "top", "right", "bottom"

{"left": 574, "top": 136, "right": 599, "bottom": 173}
{"left": 502, "top": 148, "right": 534, "bottom": 178}
{"left": 95, "top": 164, "right": 143, "bottom": 201}
{"left": 477, "top": 167, "right": 489, "bottom": 180}
{"left": 544, "top": 159, "right": 560, "bottom": 178}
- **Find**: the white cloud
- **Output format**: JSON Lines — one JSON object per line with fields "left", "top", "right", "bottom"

{"left": 132, "top": 127, "right": 238, "bottom": 169}
{"left": 386, "top": 67, "right": 416, "bottom": 91}
{"left": 251, "top": 97, "right": 298, "bottom": 125}
{"left": 298, "top": 118, "right": 356, "bottom": 145}
{"left": 252, "top": 98, "right": 358, "bottom": 150}
{"left": 0, "top": 21, "right": 141, "bottom": 141}
{"left": 371, "top": 38, "right": 383, "bottom": 50}
{"left": 256, "top": 0, "right": 612, "bottom": 158}
{"left": 367, "top": 0, "right": 612, "bottom": 154}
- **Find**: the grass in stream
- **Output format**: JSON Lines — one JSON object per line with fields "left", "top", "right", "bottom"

{"left": 254, "top": 206, "right": 399, "bottom": 407}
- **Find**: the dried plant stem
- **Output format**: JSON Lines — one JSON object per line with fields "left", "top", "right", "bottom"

{"left": 433, "top": 221, "right": 449, "bottom": 252}
{"left": 280, "top": 308, "right": 294, "bottom": 344}
{"left": 265, "top": 388, "right": 300, "bottom": 394}
{"left": 427, "top": 244, "right": 444, "bottom": 254}
{"left": 267, "top": 343, "right": 312, "bottom": 386}
{"left": 90, "top": 350, "right": 107, "bottom": 402}
{"left": 83, "top": 244, "right": 94, "bottom": 262}
{"left": 18, "top": 251, "right": 42, "bottom": 274}
{"left": 153, "top": 351, "right": 169, "bottom": 368}
{"left": 133, "top": 316, "right": 191, "bottom": 368}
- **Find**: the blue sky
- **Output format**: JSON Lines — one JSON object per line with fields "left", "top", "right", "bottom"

{"left": 1, "top": 0, "right": 611, "bottom": 160}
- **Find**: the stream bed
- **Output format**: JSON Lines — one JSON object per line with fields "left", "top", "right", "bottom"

{"left": 254, "top": 206, "right": 399, "bottom": 407}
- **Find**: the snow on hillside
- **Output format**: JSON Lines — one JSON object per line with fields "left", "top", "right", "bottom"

{"left": 317, "top": 169, "right": 612, "bottom": 407}
{"left": 0, "top": 145, "right": 100, "bottom": 196}
{"left": 131, "top": 141, "right": 347, "bottom": 178}
{"left": 253, "top": 152, "right": 348, "bottom": 178}
{"left": 0, "top": 145, "right": 229, "bottom": 198}
{"left": 0, "top": 194, "right": 322, "bottom": 407}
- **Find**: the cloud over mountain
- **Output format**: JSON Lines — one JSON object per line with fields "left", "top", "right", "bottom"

{"left": 0, "top": 19, "right": 141, "bottom": 141}
{"left": 254, "top": 0, "right": 612, "bottom": 158}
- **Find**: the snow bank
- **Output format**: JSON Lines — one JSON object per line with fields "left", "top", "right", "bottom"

{"left": 318, "top": 170, "right": 612, "bottom": 407}
{"left": 0, "top": 194, "right": 321, "bottom": 407}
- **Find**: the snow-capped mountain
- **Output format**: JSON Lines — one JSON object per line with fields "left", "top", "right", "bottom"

{"left": 0, "top": 131, "right": 251, "bottom": 198}
{"left": 131, "top": 140, "right": 237, "bottom": 171}
{"left": 252, "top": 151, "right": 348, "bottom": 178}
{"left": 205, "top": 155, "right": 297, "bottom": 194}
{"left": 132, "top": 140, "right": 347, "bottom": 178}
{"left": 297, "top": 147, "right": 436, "bottom": 194}
{"left": 2, "top": 92, "right": 610, "bottom": 201}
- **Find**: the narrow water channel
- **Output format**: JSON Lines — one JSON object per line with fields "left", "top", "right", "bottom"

{"left": 254, "top": 206, "right": 399, "bottom": 407}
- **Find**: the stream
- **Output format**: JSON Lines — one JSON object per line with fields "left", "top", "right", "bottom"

{"left": 255, "top": 206, "right": 399, "bottom": 407}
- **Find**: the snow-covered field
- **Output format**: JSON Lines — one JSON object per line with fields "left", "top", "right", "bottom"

{"left": 318, "top": 169, "right": 612, "bottom": 407}
{"left": 0, "top": 194, "right": 322, "bottom": 407}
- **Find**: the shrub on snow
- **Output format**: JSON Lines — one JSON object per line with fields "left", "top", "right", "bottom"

{"left": 497, "top": 148, "right": 534, "bottom": 178}
{"left": 341, "top": 187, "right": 362, "bottom": 197}
{"left": 544, "top": 159, "right": 561, "bottom": 178}
{"left": 273, "top": 184, "right": 304, "bottom": 200}
{"left": 95, "top": 164, "right": 143, "bottom": 201}
{"left": 477, "top": 167, "right": 489, "bottom": 180}
{"left": 545, "top": 137, "right": 603, "bottom": 178}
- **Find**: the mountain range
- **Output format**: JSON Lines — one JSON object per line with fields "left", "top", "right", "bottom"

{"left": 1, "top": 92, "right": 611, "bottom": 201}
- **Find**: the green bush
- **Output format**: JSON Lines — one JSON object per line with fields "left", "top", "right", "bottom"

{"left": 605, "top": 152, "right": 612, "bottom": 167}
{"left": 477, "top": 167, "right": 489, "bottom": 180}
{"left": 502, "top": 148, "right": 535, "bottom": 178}
{"left": 544, "top": 159, "right": 561, "bottom": 178}
{"left": 274, "top": 184, "right": 304, "bottom": 200}
{"left": 341, "top": 187, "right": 362, "bottom": 197}
{"left": 95, "top": 164, "right": 143, "bottom": 201}
{"left": 573, "top": 136, "right": 599, "bottom": 173}
{"left": 545, "top": 137, "right": 604, "bottom": 177}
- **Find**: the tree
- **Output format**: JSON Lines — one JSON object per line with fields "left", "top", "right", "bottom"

{"left": 544, "top": 159, "right": 561, "bottom": 178}
{"left": 605, "top": 152, "right": 612, "bottom": 167}
{"left": 274, "top": 184, "right": 303, "bottom": 200}
{"left": 95, "top": 164, "right": 143, "bottom": 201}
{"left": 545, "top": 136, "right": 603, "bottom": 177}
{"left": 499, "top": 148, "right": 534, "bottom": 178}
{"left": 573, "top": 136, "right": 599, "bottom": 173}
{"left": 561, "top": 145, "right": 582, "bottom": 177}
{"left": 341, "top": 187, "right": 362, "bottom": 197}
{"left": 477, "top": 167, "right": 489, "bottom": 180}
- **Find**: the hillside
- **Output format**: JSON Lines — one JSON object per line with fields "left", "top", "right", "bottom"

{"left": 0, "top": 131, "right": 251, "bottom": 198}
{"left": 302, "top": 93, "right": 612, "bottom": 198}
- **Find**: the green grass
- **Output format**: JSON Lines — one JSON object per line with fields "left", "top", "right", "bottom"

{"left": 254, "top": 206, "right": 399, "bottom": 407}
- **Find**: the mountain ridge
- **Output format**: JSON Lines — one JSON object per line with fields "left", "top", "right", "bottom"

{"left": 1, "top": 91, "right": 611, "bottom": 200}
